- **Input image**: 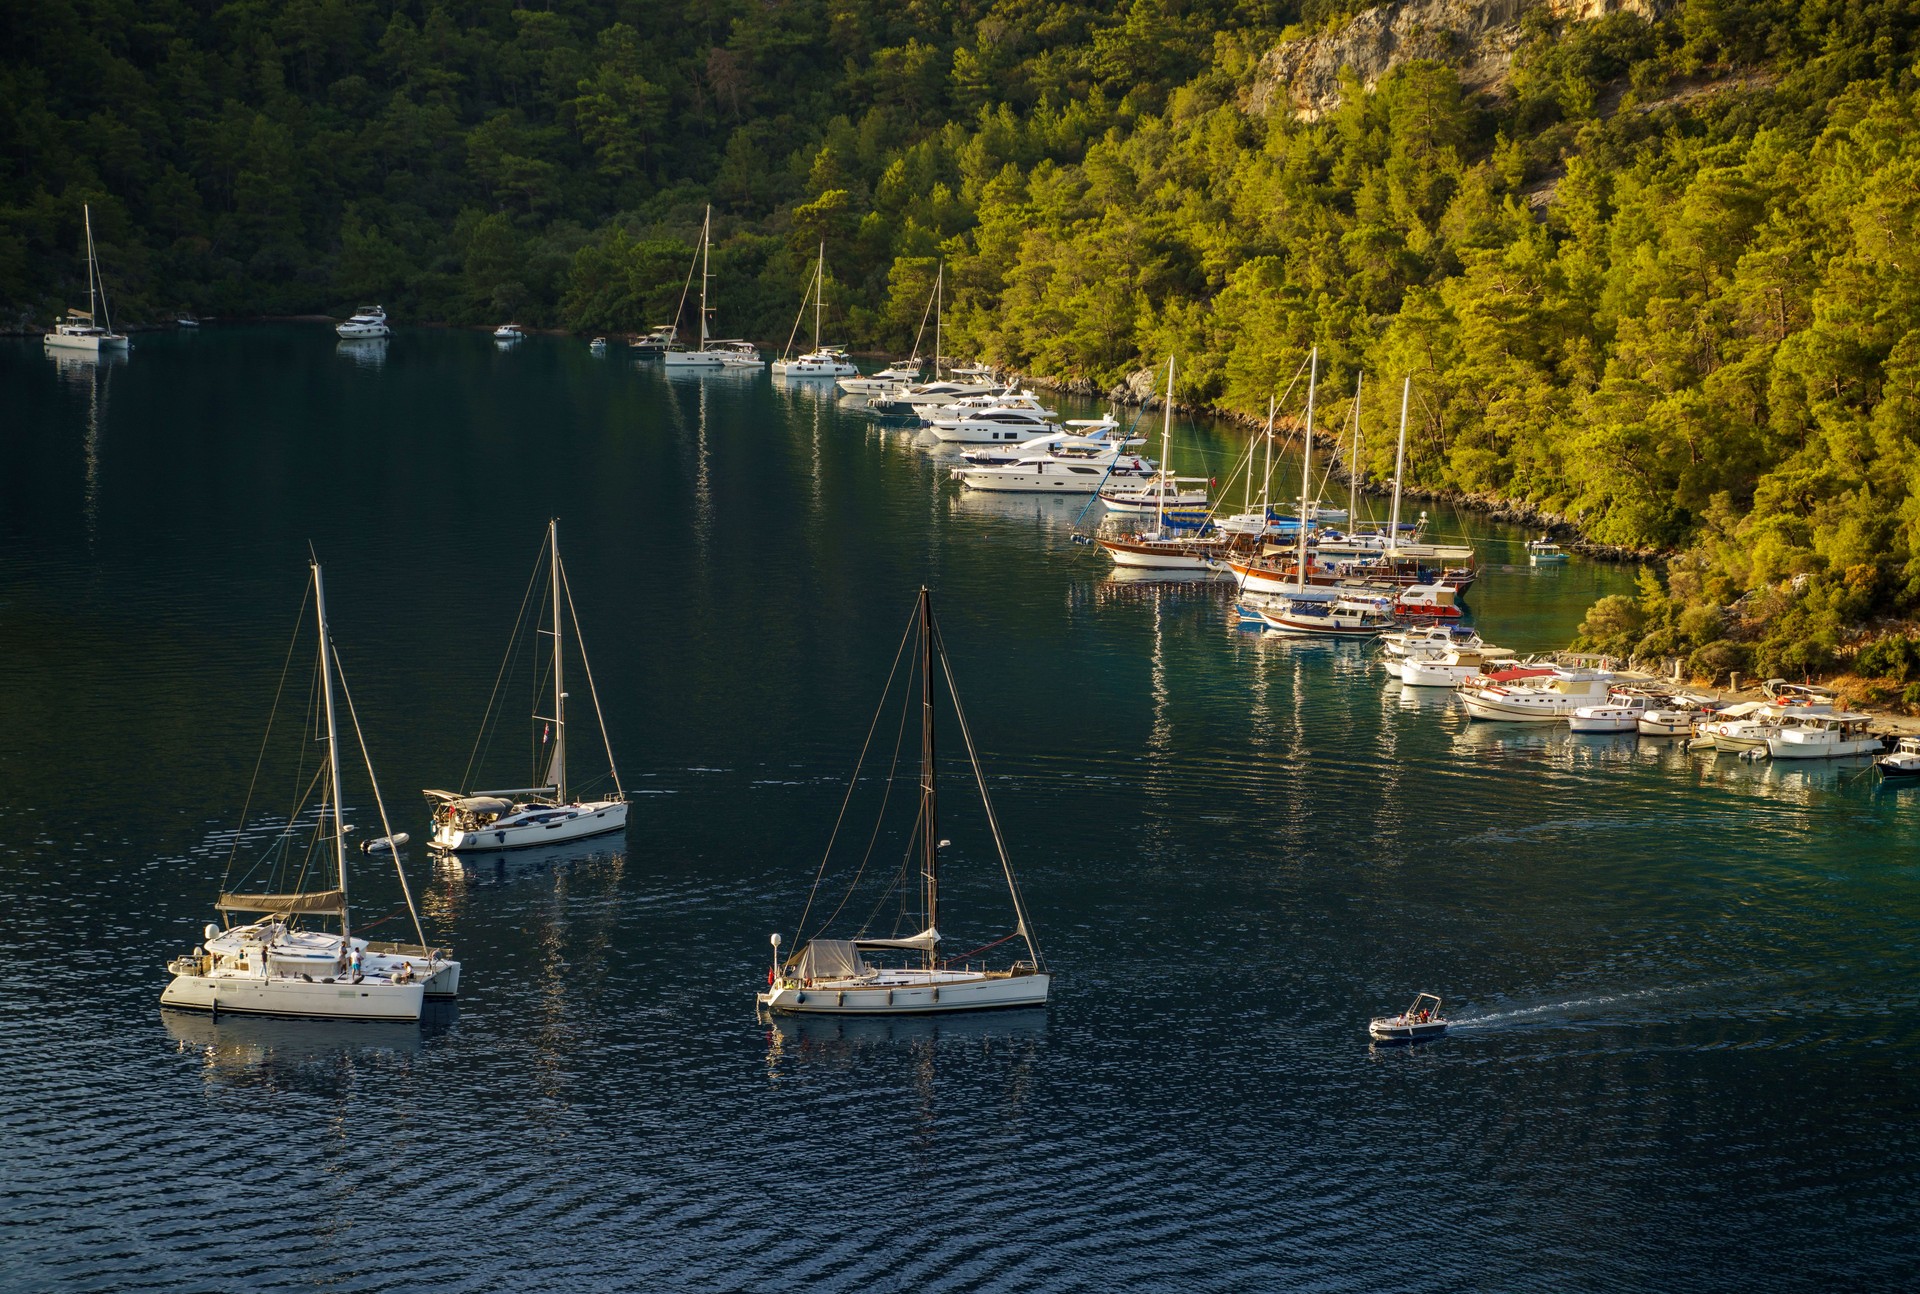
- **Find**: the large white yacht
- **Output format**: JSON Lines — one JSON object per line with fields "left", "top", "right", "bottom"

{"left": 336, "top": 305, "right": 391, "bottom": 338}
{"left": 837, "top": 361, "right": 923, "bottom": 395}
{"left": 926, "top": 391, "right": 1059, "bottom": 442}
{"left": 951, "top": 445, "right": 1155, "bottom": 493}
{"left": 426, "top": 519, "right": 628, "bottom": 852}
{"left": 44, "top": 204, "right": 129, "bottom": 354}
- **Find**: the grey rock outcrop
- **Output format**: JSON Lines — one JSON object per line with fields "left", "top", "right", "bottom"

{"left": 1249, "top": 0, "right": 1669, "bottom": 120}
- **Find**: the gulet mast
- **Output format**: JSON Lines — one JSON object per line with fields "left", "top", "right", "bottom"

{"left": 312, "top": 561, "right": 351, "bottom": 940}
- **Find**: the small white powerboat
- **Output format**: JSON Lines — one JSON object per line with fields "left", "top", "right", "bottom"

{"left": 1638, "top": 708, "right": 1700, "bottom": 737}
{"left": 493, "top": 323, "right": 525, "bottom": 341}
{"left": 1878, "top": 736, "right": 1920, "bottom": 779}
{"left": 589, "top": 337, "right": 607, "bottom": 354}
{"left": 1369, "top": 992, "right": 1448, "bottom": 1042}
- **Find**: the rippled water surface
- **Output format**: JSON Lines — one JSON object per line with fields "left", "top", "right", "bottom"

{"left": 2, "top": 329, "right": 1915, "bottom": 1292}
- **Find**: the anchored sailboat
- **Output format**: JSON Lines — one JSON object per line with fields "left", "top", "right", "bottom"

{"left": 772, "top": 242, "right": 856, "bottom": 378}
{"left": 426, "top": 519, "right": 628, "bottom": 851}
{"left": 160, "top": 561, "right": 458, "bottom": 1022}
{"left": 758, "top": 587, "right": 1049, "bottom": 1015}
{"left": 44, "top": 204, "right": 129, "bottom": 354}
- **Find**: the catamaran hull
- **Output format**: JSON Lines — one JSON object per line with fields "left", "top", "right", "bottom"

{"left": 432, "top": 799, "right": 628, "bottom": 852}
{"left": 759, "top": 973, "right": 1050, "bottom": 1015}
{"left": 159, "top": 974, "right": 425, "bottom": 1021}
{"left": 662, "top": 352, "right": 724, "bottom": 368}
{"left": 44, "top": 333, "right": 128, "bottom": 352}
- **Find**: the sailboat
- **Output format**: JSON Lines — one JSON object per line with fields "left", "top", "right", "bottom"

{"left": 758, "top": 587, "right": 1049, "bottom": 1015}
{"left": 1096, "top": 357, "right": 1224, "bottom": 573}
{"left": 426, "top": 519, "right": 628, "bottom": 851}
{"left": 868, "top": 264, "right": 998, "bottom": 415}
{"left": 772, "top": 242, "right": 857, "bottom": 378}
{"left": 663, "top": 206, "right": 762, "bottom": 369}
{"left": 44, "top": 204, "right": 129, "bottom": 353}
{"left": 1240, "top": 351, "right": 1392, "bottom": 637}
{"left": 160, "top": 561, "right": 459, "bottom": 1021}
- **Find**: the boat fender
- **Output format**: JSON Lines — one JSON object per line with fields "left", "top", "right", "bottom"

{"left": 795, "top": 992, "right": 807, "bottom": 1004}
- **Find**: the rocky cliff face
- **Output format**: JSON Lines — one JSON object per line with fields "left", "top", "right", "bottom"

{"left": 1248, "top": 0, "right": 1668, "bottom": 120}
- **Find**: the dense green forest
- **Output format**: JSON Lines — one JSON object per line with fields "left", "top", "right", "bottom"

{"left": 9, "top": 0, "right": 1920, "bottom": 687}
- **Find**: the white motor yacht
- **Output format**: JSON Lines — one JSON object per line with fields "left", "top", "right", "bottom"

{"left": 631, "top": 324, "right": 677, "bottom": 354}
{"left": 426, "top": 519, "right": 628, "bottom": 852}
{"left": 45, "top": 205, "right": 131, "bottom": 354}
{"left": 1391, "top": 646, "right": 1515, "bottom": 687}
{"left": 160, "top": 561, "right": 459, "bottom": 1022}
{"left": 926, "top": 391, "right": 1058, "bottom": 441}
{"left": 958, "top": 419, "right": 1132, "bottom": 466}
{"left": 1459, "top": 667, "right": 1616, "bottom": 722}
{"left": 1768, "top": 713, "right": 1882, "bottom": 759}
{"left": 838, "top": 361, "right": 923, "bottom": 395}
{"left": 493, "top": 323, "right": 525, "bottom": 341}
{"left": 951, "top": 447, "right": 1155, "bottom": 493}
{"left": 336, "top": 305, "right": 391, "bottom": 339}
{"left": 758, "top": 587, "right": 1048, "bottom": 1016}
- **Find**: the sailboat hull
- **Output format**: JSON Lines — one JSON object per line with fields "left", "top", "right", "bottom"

{"left": 159, "top": 973, "right": 425, "bottom": 1022}
{"left": 431, "top": 798, "right": 628, "bottom": 852}
{"left": 759, "top": 970, "right": 1050, "bottom": 1015}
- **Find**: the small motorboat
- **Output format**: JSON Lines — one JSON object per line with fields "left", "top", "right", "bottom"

{"left": 1369, "top": 992, "right": 1448, "bottom": 1042}
{"left": 589, "top": 337, "right": 607, "bottom": 354}
{"left": 1527, "top": 537, "right": 1569, "bottom": 565}
{"left": 493, "top": 323, "right": 525, "bottom": 341}
{"left": 1638, "top": 708, "right": 1701, "bottom": 737}
{"left": 1877, "top": 736, "right": 1920, "bottom": 779}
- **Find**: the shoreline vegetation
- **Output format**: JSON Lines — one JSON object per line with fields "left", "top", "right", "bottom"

{"left": 9, "top": 0, "right": 1920, "bottom": 701}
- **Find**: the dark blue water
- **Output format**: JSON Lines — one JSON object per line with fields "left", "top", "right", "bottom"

{"left": 2, "top": 329, "right": 1914, "bottom": 1292}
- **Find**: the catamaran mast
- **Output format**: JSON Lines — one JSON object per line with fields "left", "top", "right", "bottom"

{"left": 813, "top": 242, "right": 824, "bottom": 352}
{"left": 1295, "top": 348, "right": 1318, "bottom": 594}
{"left": 84, "top": 204, "right": 99, "bottom": 329}
{"left": 1389, "top": 377, "right": 1410, "bottom": 560}
{"left": 699, "top": 206, "right": 711, "bottom": 349}
{"left": 549, "top": 518, "right": 567, "bottom": 803}
{"left": 312, "top": 560, "right": 350, "bottom": 940}
{"left": 919, "top": 587, "right": 939, "bottom": 969}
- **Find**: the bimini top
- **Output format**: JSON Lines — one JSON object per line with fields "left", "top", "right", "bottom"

{"left": 217, "top": 889, "right": 347, "bottom": 916}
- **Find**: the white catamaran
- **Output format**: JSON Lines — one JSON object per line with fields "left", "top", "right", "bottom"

{"left": 426, "top": 519, "right": 628, "bottom": 851}
{"left": 160, "top": 561, "right": 459, "bottom": 1022}
{"left": 758, "top": 587, "right": 1049, "bottom": 1015}
{"left": 44, "top": 204, "right": 130, "bottom": 354}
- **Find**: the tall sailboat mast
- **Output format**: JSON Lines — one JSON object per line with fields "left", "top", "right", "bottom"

{"left": 934, "top": 262, "right": 943, "bottom": 381}
{"left": 84, "top": 204, "right": 99, "bottom": 327}
{"left": 918, "top": 586, "right": 939, "bottom": 968}
{"left": 699, "top": 206, "right": 711, "bottom": 349}
{"left": 1295, "top": 348, "right": 1318, "bottom": 594}
{"left": 312, "top": 560, "right": 350, "bottom": 939}
{"left": 1158, "top": 356, "right": 1175, "bottom": 535}
{"left": 1389, "top": 377, "right": 1410, "bottom": 560}
{"left": 549, "top": 518, "right": 567, "bottom": 803}
{"left": 813, "top": 242, "right": 824, "bottom": 352}
{"left": 1347, "top": 373, "right": 1362, "bottom": 526}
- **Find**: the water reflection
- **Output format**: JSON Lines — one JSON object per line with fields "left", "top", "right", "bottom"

{"left": 948, "top": 489, "right": 1088, "bottom": 533}
{"left": 49, "top": 349, "right": 120, "bottom": 544}
{"left": 335, "top": 337, "right": 388, "bottom": 368}
{"left": 764, "top": 1006, "right": 1049, "bottom": 1060}
{"left": 161, "top": 1005, "right": 450, "bottom": 1093}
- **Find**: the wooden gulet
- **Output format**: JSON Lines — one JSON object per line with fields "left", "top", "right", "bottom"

{"left": 758, "top": 587, "right": 1048, "bottom": 1015}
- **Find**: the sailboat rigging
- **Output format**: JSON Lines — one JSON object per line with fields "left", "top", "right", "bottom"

{"left": 425, "top": 519, "right": 628, "bottom": 851}
{"left": 758, "top": 587, "right": 1048, "bottom": 1015}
